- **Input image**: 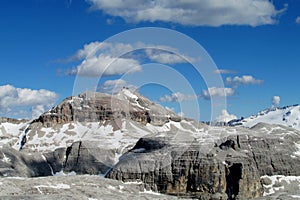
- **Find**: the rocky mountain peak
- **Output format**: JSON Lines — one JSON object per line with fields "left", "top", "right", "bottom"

{"left": 32, "top": 89, "right": 180, "bottom": 128}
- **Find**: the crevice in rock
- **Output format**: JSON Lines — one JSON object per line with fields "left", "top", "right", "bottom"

{"left": 75, "top": 141, "right": 82, "bottom": 166}
{"left": 248, "top": 137, "right": 260, "bottom": 175}
{"left": 42, "top": 154, "right": 55, "bottom": 175}
{"left": 219, "top": 139, "right": 237, "bottom": 150}
{"left": 63, "top": 146, "right": 72, "bottom": 168}
{"left": 226, "top": 163, "right": 242, "bottom": 200}
{"left": 270, "top": 158, "right": 275, "bottom": 173}
{"left": 236, "top": 135, "right": 241, "bottom": 148}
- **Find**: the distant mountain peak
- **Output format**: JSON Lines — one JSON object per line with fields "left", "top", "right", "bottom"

{"left": 230, "top": 104, "right": 300, "bottom": 130}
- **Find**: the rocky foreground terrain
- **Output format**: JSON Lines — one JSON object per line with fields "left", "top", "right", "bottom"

{"left": 1, "top": 89, "right": 300, "bottom": 199}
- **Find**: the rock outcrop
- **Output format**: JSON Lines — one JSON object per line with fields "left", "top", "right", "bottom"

{"left": 0, "top": 145, "right": 52, "bottom": 177}
{"left": 44, "top": 141, "right": 116, "bottom": 175}
{"left": 0, "top": 175, "right": 180, "bottom": 200}
{"left": 106, "top": 124, "right": 300, "bottom": 199}
{"left": 0, "top": 117, "right": 28, "bottom": 124}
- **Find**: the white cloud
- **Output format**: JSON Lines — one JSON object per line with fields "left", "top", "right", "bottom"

{"left": 69, "top": 55, "right": 142, "bottom": 77}
{"left": 165, "top": 106, "right": 175, "bottom": 112}
{"left": 98, "top": 79, "right": 136, "bottom": 93}
{"left": 145, "top": 49, "right": 193, "bottom": 64}
{"left": 226, "top": 75, "right": 263, "bottom": 86}
{"left": 67, "top": 42, "right": 141, "bottom": 77}
{"left": 74, "top": 42, "right": 134, "bottom": 60}
{"left": 272, "top": 95, "right": 280, "bottom": 107}
{"left": 86, "top": 0, "right": 286, "bottom": 26}
{"left": 67, "top": 42, "right": 193, "bottom": 77}
{"left": 159, "top": 92, "right": 198, "bottom": 102}
{"left": 296, "top": 16, "right": 300, "bottom": 24}
{"left": 213, "top": 69, "right": 238, "bottom": 74}
{"left": 0, "top": 85, "right": 58, "bottom": 119}
{"left": 32, "top": 105, "right": 48, "bottom": 119}
{"left": 201, "top": 87, "right": 235, "bottom": 100}
{"left": 216, "top": 109, "right": 237, "bottom": 123}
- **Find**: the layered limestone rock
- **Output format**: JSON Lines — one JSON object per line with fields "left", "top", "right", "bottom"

{"left": 0, "top": 175, "right": 180, "bottom": 200}
{"left": 106, "top": 124, "right": 300, "bottom": 199}
{"left": 32, "top": 89, "right": 179, "bottom": 128}
{"left": 43, "top": 141, "right": 115, "bottom": 175}
{"left": 0, "top": 145, "right": 52, "bottom": 177}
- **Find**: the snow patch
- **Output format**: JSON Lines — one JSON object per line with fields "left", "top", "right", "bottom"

{"left": 107, "top": 185, "right": 116, "bottom": 190}
{"left": 123, "top": 89, "right": 138, "bottom": 100}
{"left": 261, "top": 175, "right": 300, "bottom": 196}
{"left": 289, "top": 195, "right": 300, "bottom": 198}
{"left": 1, "top": 153, "right": 11, "bottom": 163}
{"left": 123, "top": 180, "right": 143, "bottom": 185}
{"left": 236, "top": 105, "right": 300, "bottom": 131}
{"left": 139, "top": 188, "right": 161, "bottom": 195}
{"left": 54, "top": 170, "right": 77, "bottom": 176}
{"left": 35, "top": 183, "right": 71, "bottom": 189}
{"left": 294, "top": 143, "right": 300, "bottom": 156}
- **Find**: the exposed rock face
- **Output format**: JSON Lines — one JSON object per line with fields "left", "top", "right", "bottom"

{"left": 106, "top": 124, "right": 300, "bottom": 199}
{"left": 0, "top": 175, "right": 180, "bottom": 200}
{"left": 247, "top": 123, "right": 300, "bottom": 176}
{"left": 0, "top": 118, "right": 28, "bottom": 124}
{"left": 44, "top": 141, "right": 115, "bottom": 175}
{"left": 0, "top": 141, "right": 117, "bottom": 178}
{"left": 0, "top": 146, "right": 52, "bottom": 177}
{"left": 32, "top": 90, "right": 179, "bottom": 128}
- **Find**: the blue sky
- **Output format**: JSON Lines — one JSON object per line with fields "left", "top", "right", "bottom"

{"left": 0, "top": 0, "right": 300, "bottom": 121}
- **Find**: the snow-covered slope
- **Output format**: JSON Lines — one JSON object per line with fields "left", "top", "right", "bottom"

{"left": 0, "top": 89, "right": 201, "bottom": 164}
{"left": 0, "top": 118, "right": 28, "bottom": 148}
{"left": 230, "top": 105, "right": 300, "bottom": 130}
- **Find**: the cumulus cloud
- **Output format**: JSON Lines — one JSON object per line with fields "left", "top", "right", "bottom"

{"left": 86, "top": 0, "right": 286, "bottom": 26}
{"left": 68, "top": 55, "right": 142, "bottom": 77}
{"left": 67, "top": 42, "right": 141, "bottom": 77}
{"left": 296, "top": 16, "right": 300, "bottom": 24}
{"left": 226, "top": 75, "right": 263, "bottom": 86}
{"left": 32, "top": 105, "right": 48, "bottom": 119}
{"left": 213, "top": 69, "right": 238, "bottom": 74}
{"left": 216, "top": 109, "right": 237, "bottom": 123}
{"left": 98, "top": 79, "right": 136, "bottom": 93}
{"left": 0, "top": 85, "right": 58, "bottom": 119}
{"left": 201, "top": 87, "right": 235, "bottom": 100}
{"left": 159, "top": 92, "right": 198, "bottom": 102}
{"left": 67, "top": 41, "right": 193, "bottom": 77}
{"left": 272, "top": 96, "right": 280, "bottom": 107}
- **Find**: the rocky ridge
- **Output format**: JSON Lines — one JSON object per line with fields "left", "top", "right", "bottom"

{"left": 229, "top": 104, "right": 300, "bottom": 130}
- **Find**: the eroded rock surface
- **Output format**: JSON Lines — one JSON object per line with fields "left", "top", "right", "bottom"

{"left": 0, "top": 175, "right": 181, "bottom": 200}
{"left": 106, "top": 124, "right": 300, "bottom": 199}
